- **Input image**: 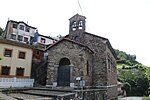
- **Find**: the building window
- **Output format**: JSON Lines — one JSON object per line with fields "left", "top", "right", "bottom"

{"left": 19, "top": 25, "right": 24, "bottom": 30}
{"left": 26, "top": 27, "right": 30, "bottom": 32}
{"left": 74, "top": 36, "right": 80, "bottom": 42}
{"left": 41, "top": 38, "right": 46, "bottom": 43}
{"left": 18, "top": 35, "right": 23, "bottom": 41}
{"left": 36, "top": 51, "right": 40, "bottom": 56}
{"left": 4, "top": 49, "right": 12, "bottom": 57}
{"left": 16, "top": 67, "right": 24, "bottom": 76}
{"left": 18, "top": 51, "right": 26, "bottom": 59}
{"left": 1, "top": 66, "right": 10, "bottom": 75}
{"left": 13, "top": 23, "right": 17, "bottom": 29}
{"left": 108, "top": 59, "right": 111, "bottom": 70}
{"left": 10, "top": 34, "right": 16, "bottom": 40}
{"left": 30, "top": 36, "right": 34, "bottom": 45}
{"left": 24, "top": 37, "right": 28, "bottom": 43}
{"left": 72, "top": 21, "right": 77, "bottom": 31}
{"left": 86, "top": 61, "right": 89, "bottom": 75}
{"left": 79, "top": 20, "right": 83, "bottom": 29}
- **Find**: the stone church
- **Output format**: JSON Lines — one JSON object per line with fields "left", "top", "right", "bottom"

{"left": 46, "top": 14, "right": 117, "bottom": 99}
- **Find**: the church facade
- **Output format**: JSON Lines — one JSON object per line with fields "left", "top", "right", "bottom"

{"left": 46, "top": 14, "right": 117, "bottom": 99}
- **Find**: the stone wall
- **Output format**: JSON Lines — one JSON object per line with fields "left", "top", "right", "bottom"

{"left": 67, "top": 31, "right": 118, "bottom": 99}
{"left": 74, "top": 89, "right": 106, "bottom": 100}
{"left": 67, "top": 32, "right": 107, "bottom": 86}
{"left": 46, "top": 40, "right": 93, "bottom": 87}
{"left": 107, "top": 86, "right": 118, "bottom": 100}
{"left": 106, "top": 45, "right": 117, "bottom": 85}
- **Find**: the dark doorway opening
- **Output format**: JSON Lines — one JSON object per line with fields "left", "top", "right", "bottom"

{"left": 57, "top": 58, "right": 70, "bottom": 86}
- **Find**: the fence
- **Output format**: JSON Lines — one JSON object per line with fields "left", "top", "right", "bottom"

{"left": 0, "top": 77, "right": 34, "bottom": 88}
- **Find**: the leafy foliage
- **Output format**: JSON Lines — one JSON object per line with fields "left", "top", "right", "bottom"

{"left": 118, "top": 67, "right": 149, "bottom": 96}
{"left": 115, "top": 49, "right": 138, "bottom": 66}
{"left": 0, "top": 27, "right": 4, "bottom": 36}
{"left": 115, "top": 49, "right": 150, "bottom": 96}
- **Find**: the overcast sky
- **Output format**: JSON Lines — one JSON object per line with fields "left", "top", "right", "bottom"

{"left": 0, "top": 0, "right": 150, "bottom": 66}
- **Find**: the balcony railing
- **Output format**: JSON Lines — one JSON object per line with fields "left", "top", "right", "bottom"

{"left": 0, "top": 77, "right": 34, "bottom": 88}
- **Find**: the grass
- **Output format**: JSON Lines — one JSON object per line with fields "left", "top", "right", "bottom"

{"left": 117, "top": 64, "right": 131, "bottom": 69}
{"left": 142, "top": 97, "right": 150, "bottom": 100}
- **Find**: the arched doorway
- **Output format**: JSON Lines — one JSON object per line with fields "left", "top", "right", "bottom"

{"left": 57, "top": 58, "right": 70, "bottom": 86}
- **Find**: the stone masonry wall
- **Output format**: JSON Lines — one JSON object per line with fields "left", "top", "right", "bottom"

{"left": 67, "top": 32, "right": 118, "bottom": 99}
{"left": 46, "top": 40, "right": 93, "bottom": 87}
{"left": 106, "top": 45, "right": 118, "bottom": 99}
{"left": 67, "top": 32, "right": 107, "bottom": 86}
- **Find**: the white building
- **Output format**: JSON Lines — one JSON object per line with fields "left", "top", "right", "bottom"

{"left": 38, "top": 34, "right": 57, "bottom": 45}
{"left": 3, "top": 20, "right": 36, "bottom": 44}
{"left": 3, "top": 20, "right": 57, "bottom": 48}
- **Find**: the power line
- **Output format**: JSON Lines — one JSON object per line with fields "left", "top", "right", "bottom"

{"left": 77, "top": 0, "right": 83, "bottom": 14}
{"left": 77, "top": 0, "right": 90, "bottom": 32}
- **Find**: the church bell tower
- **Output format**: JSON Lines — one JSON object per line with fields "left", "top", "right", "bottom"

{"left": 69, "top": 14, "right": 86, "bottom": 33}
{"left": 68, "top": 14, "right": 86, "bottom": 42}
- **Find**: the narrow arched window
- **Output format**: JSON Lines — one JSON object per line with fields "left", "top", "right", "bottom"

{"left": 87, "top": 61, "right": 89, "bottom": 75}
{"left": 74, "top": 35, "right": 80, "bottom": 42}
{"left": 79, "top": 21, "right": 83, "bottom": 29}
{"left": 72, "top": 21, "right": 77, "bottom": 31}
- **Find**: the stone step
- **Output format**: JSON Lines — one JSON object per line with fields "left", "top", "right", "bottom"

{"left": 9, "top": 93, "right": 54, "bottom": 100}
{"left": 21, "top": 89, "right": 75, "bottom": 99}
{"left": 33, "top": 87, "right": 75, "bottom": 92}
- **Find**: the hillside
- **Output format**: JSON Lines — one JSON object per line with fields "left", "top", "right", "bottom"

{"left": 115, "top": 49, "right": 150, "bottom": 96}
{"left": 114, "top": 49, "right": 149, "bottom": 68}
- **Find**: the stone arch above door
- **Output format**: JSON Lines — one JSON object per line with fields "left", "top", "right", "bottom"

{"left": 59, "top": 57, "right": 71, "bottom": 66}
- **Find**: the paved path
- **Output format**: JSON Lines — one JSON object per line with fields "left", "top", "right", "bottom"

{"left": 0, "top": 92, "right": 53, "bottom": 100}
{"left": 0, "top": 92, "right": 17, "bottom": 100}
{"left": 121, "top": 97, "right": 142, "bottom": 100}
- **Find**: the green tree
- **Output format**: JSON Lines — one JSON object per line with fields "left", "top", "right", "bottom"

{"left": 123, "top": 82, "right": 131, "bottom": 95}
{"left": 115, "top": 49, "right": 139, "bottom": 66}
{"left": 134, "top": 77, "right": 149, "bottom": 96}
{"left": 119, "top": 69, "right": 136, "bottom": 81}
{"left": 56, "top": 34, "right": 62, "bottom": 39}
{"left": 0, "top": 27, "right": 4, "bottom": 36}
{"left": 118, "top": 66, "right": 149, "bottom": 96}
{"left": 145, "top": 67, "right": 150, "bottom": 80}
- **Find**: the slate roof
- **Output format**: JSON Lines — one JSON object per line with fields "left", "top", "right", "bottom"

{"left": 7, "top": 20, "right": 37, "bottom": 29}
{"left": 69, "top": 14, "right": 86, "bottom": 21}
{"left": 65, "top": 32, "right": 117, "bottom": 59}
{"left": 83, "top": 32, "right": 117, "bottom": 59}
{"left": 38, "top": 34, "right": 57, "bottom": 41}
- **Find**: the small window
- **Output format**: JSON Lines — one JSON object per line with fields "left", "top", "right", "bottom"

{"left": 10, "top": 34, "right": 16, "bottom": 40}
{"left": 26, "top": 27, "right": 30, "bottom": 32}
{"left": 30, "top": 36, "right": 34, "bottom": 41}
{"left": 18, "top": 51, "right": 26, "bottom": 59}
{"left": 74, "top": 36, "right": 80, "bottom": 42}
{"left": 108, "top": 59, "right": 111, "bottom": 70}
{"left": 18, "top": 35, "right": 23, "bottom": 41}
{"left": 41, "top": 38, "right": 46, "bottom": 43}
{"left": 1, "top": 66, "right": 10, "bottom": 75}
{"left": 86, "top": 61, "right": 89, "bottom": 75}
{"left": 16, "top": 67, "right": 24, "bottom": 76}
{"left": 19, "top": 25, "right": 24, "bottom": 30}
{"left": 24, "top": 37, "right": 28, "bottom": 42}
{"left": 72, "top": 21, "right": 77, "bottom": 31}
{"left": 36, "top": 51, "right": 40, "bottom": 56}
{"left": 79, "top": 20, "right": 83, "bottom": 29}
{"left": 30, "top": 36, "right": 34, "bottom": 42}
{"left": 4, "top": 49, "right": 12, "bottom": 57}
{"left": 13, "top": 23, "right": 17, "bottom": 29}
